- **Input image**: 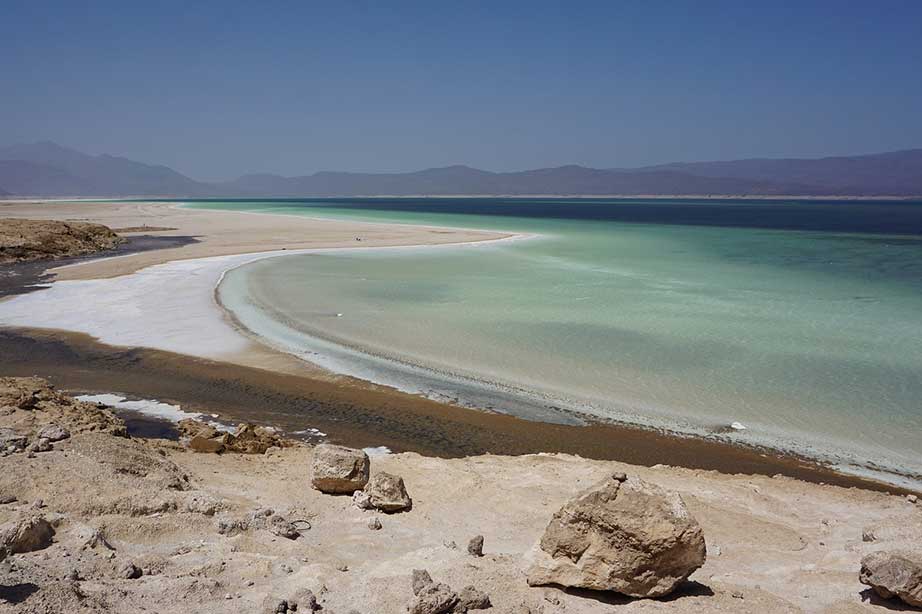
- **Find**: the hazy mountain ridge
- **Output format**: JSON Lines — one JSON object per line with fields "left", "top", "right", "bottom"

{"left": 1, "top": 141, "right": 921, "bottom": 197}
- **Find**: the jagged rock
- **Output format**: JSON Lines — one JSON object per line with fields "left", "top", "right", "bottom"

{"left": 0, "top": 516, "right": 55, "bottom": 559}
{"left": 352, "top": 489, "right": 373, "bottom": 510}
{"left": 361, "top": 472, "right": 412, "bottom": 513}
{"left": 525, "top": 474, "right": 706, "bottom": 598}
{"left": 118, "top": 561, "right": 142, "bottom": 579}
{"left": 29, "top": 437, "right": 53, "bottom": 453}
{"left": 0, "top": 428, "right": 28, "bottom": 454}
{"left": 860, "top": 550, "right": 922, "bottom": 607}
{"left": 310, "top": 444, "right": 369, "bottom": 494}
{"left": 412, "top": 569, "right": 434, "bottom": 595}
{"left": 409, "top": 582, "right": 459, "bottom": 614}
{"left": 0, "top": 377, "right": 127, "bottom": 437}
{"left": 224, "top": 423, "right": 286, "bottom": 454}
{"left": 467, "top": 535, "right": 484, "bottom": 557}
{"left": 177, "top": 419, "right": 219, "bottom": 439}
{"left": 73, "top": 525, "right": 115, "bottom": 551}
{"left": 38, "top": 423, "right": 70, "bottom": 441}
{"left": 457, "top": 585, "right": 491, "bottom": 610}
{"left": 217, "top": 509, "right": 301, "bottom": 539}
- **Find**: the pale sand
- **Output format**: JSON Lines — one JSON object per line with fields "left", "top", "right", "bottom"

{"left": 3, "top": 426, "right": 921, "bottom": 613}
{"left": 0, "top": 199, "right": 511, "bottom": 373}
{"left": 0, "top": 200, "right": 510, "bottom": 281}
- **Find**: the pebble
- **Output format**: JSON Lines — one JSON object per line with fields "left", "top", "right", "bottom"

{"left": 368, "top": 517, "right": 382, "bottom": 531}
{"left": 908, "top": 494, "right": 918, "bottom": 504}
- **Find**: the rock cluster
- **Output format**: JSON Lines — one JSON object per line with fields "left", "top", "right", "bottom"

{"left": 0, "top": 218, "right": 124, "bottom": 265}
{"left": 0, "top": 377, "right": 124, "bottom": 457}
{"left": 860, "top": 550, "right": 922, "bottom": 607}
{"left": 525, "top": 473, "right": 706, "bottom": 598}
{"left": 217, "top": 507, "right": 306, "bottom": 540}
{"left": 409, "top": 569, "right": 492, "bottom": 614}
{"left": 179, "top": 419, "right": 289, "bottom": 454}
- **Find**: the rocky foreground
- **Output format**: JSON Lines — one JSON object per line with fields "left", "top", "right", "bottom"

{"left": 0, "top": 219, "right": 123, "bottom": 265}
{"left": 1, "top": 376, "right": 921, "bottom": 613}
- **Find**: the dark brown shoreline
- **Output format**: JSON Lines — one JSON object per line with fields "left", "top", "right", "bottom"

{"left": 0, "top": 326, "right": 915, "bottom": 496}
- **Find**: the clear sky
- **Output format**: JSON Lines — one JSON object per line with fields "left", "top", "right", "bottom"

{"left": 3, "top": 0, "right": 921, "bottom": 180}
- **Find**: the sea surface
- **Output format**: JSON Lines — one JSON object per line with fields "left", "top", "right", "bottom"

{"left": 184, "top": 198, "right": 922, "bottom": 487}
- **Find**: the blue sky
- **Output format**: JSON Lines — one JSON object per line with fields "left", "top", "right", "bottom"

{"left": 3, "top": 1, "right": 921, "bottom": 180}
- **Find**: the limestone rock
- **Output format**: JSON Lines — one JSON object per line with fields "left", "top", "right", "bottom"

{"left": 860, "top": 550, "right": 922, "bottom": 607}
{"left": 224, "top": 423, "right": 285, "bottom": 454}
{"left": 310, "top": 444, "right": 369, "bottom": 494}
{"left": 525, "top": 474, "right": 706, "bottom": 598}
{"left": 0, "top": 515, "right": 55, "bottom": 559}
{"left": 362, "top": 472, "right": 412, "bottom": 513}
{"left": 457, "top": 585, "right": 491, "bottom": 610}
{"left": 0, "top": 428, "right": 28, "bottom": 454}
{"left": 38, "top": 423, "right": 70, "bottom": 442}
{"left": 408, "top": 582, "right": 459, "bottom": 614}
{"left": 189, "top": 435, "right": 224, "bottom": 454}
{"left": 29, "top": 437, "right": 53, "bottom": 452}
{"left": 0, "top": 377, "right": 127, "bottom": 437}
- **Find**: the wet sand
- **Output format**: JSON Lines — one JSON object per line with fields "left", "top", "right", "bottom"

{"left": 0, "top": 326, "right": 913, "bottom": 496}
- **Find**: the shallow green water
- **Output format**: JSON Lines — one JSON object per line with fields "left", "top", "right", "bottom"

{"left": 187, "top": 198, "right": 922, "bottom": 486}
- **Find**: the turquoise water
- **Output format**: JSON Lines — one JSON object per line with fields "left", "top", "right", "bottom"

{"left": 186, "top": 199, "right": 922, "bottom": 486}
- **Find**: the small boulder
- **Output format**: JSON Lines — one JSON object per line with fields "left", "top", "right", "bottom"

{"left": 525, "top": 474, "right": 706, "bottom": 598}
{"left": 310, "top": 444, "right": 370, "bottom": 494}
{"left": 0, "top": 428, "right": 28, "bottom": 454}
{"left": 361, "top": 472, "right": 412, "bottom": 513}
{"left": 860, "top": 550, "right": 922, "bottom": 607}
{"left": 189, "top": 435, "right": 224, "bottom": 454}
{"left": 368, "top": 517, "right": 382, "bottom": 531}
{"left": 38, "top": 423, "right": 70, "bottom": 442}
{"left": 0, "top": 516, "right": 55, "bottom": 556}
{"left": 457, "top": 585, "right": 491, "bottom": 610}
{"left": 467, "top": 535, "right": 484, "bottom": 557}
{"left": 29, "top": 438, "right": 53, "bottom": 453}
{"left": 409, "top": 582, "right": 459, "bottom": 614}
{"left": 289, "top": 588, "right": 319, "bottom": 611}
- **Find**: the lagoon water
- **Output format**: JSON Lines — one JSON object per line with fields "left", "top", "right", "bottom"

{"left": 187, "top": 198, "right": 922, "bottom": 486}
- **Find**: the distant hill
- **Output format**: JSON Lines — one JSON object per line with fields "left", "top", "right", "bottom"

{"left": 0, "top": 141, "right": 210, "bottom": 197}
{"left": 2, "top": 141, "right": 921, "bottom": 197}
{"left": 646, "top": 149, "right": 922, "bottom": 196}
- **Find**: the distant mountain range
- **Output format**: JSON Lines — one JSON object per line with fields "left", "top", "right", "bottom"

{"left": 1, "top": 141, "right": 921, "bottom": 197}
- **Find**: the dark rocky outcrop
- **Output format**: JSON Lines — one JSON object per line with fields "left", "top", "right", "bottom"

{"left": 0, "top": 218, "right": 123, "bottom": 265}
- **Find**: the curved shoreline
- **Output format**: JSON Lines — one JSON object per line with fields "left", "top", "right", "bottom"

{"left": 217, "top": 252, "right": 922, "bottom": 491}
{"left": 0, "top": 199, "right": 918, "bottom": 493}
